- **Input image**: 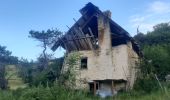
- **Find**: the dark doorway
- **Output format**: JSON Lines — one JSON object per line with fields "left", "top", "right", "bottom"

{"left": 89, "top": 81, "right": 99, "bottom": 94}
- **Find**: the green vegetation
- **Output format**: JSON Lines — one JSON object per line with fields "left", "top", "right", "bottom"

{"left": 134, "top": 22, "right": 170, "bottom": 93}
{"left": 0, "top": 85, "right": 170, "bottom": 100}
{"left": 0, "top": 22, "right": 170, "bottom": 99}
{"left": 29, "top": 29, "right": 62, "bottom": 69}
{"left": 0, "top": 84, "right": 98, "bottom": 100}
{"left": 0, "top": 45, "right": 18, "bottom": 89}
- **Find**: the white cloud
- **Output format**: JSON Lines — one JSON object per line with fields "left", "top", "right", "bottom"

{"left": 130, "top": 16, "right": 145, "bottom": 23}
{"left": 130, "top": 14, "right": 152, "bottom": 24}
{"left": 148, "top": 1, "right": 170, "bottom": 14}
{"left": 129, "top": 1, "right": 170, "bottom": 34}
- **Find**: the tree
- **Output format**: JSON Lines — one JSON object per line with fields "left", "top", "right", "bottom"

{"left": 134, "top": 33, "right": 145, "bottom": 47}
{"left": 133, "top": 22, "right": 170, "bottom": 92}
{"left": 0, "top": 45, "right": 18, "bottom": 89}
{"left": 18, "top": 58, "right": 35, "bottom": 84}
{"left": 134, "top": 23, "right": 170, "bottom": 73}
{"left": 142, "top": 45, "right": 170, "bottom": 80}
{"left": 0, "top": 45, "right": 18, "bottom": 64}
{"left": 0, "top": 63, "right": 7, "bottom": 89}
{"left": 134, "top": 22, "right": 170, "bottom": 47}
{"left": 29, "top": 29, "right": 62, "bottom": 69}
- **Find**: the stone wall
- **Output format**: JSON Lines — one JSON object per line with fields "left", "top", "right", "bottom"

{"left": 64, "top": 43, "right": 133, "bottom": 90}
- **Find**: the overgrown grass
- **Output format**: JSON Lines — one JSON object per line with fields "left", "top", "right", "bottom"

{"left": 0, "top": 84, "right": 100, "bottom": 100}
{"left": 0, "top": 84, "right": 170, "bottom": 100}
{"left": 114, "top": 89, "right": 170, "bottom": 100}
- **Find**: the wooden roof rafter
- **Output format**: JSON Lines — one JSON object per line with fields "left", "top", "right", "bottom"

{"left": 51, "top": 2, "right": 141, "bottom": 56}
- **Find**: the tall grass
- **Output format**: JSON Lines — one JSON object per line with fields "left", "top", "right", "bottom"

{"left": 114, "top": 89, "right": 170, "bottom": 100}
{"left": 0, "top": 84, "right": 100, "bottom": 100}
{"left": 0, "top": 84, "right": 170, "bottom": 100}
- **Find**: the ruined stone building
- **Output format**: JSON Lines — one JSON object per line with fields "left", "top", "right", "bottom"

{"left": 52, "top": 3, "right": 141, "bottom": 96}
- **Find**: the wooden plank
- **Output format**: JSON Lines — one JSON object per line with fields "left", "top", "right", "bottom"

{"left": 67, "top": 15, "right": 93, "bottom": 50}
{"left": 60, "top": 39, "right": 69, "bottom": 51}
{"left": 62, "top": 36, "right": 93, "bottom": 42}
{"left": 88, "top": 27, "right": 94, "bottom": 37}
{"left": 65, "top": 35, "right": 76, "bottom": 51}
{"left": 73, "top": 28, "right": 86, "bottom": 50}
{"left": 64, "top": 37, "right": 73, "bottom": 52}
{"left": 63, "top": 34, "right": 93, "bottom": 51}
{"left": 81, "top": 14, "right": 95, "bottom": 28}
{"left": 88, "top": 27, "right": 97, "bottom": 49}
{"left": 78, "top": 27, "right": 90, "bottom": 49}
{"left": 86, "top": 34, "right": 94, "bottom": 50}
{"left": 74, "top": 27, "right": 89, "bottom": 50}
{"left": 69, "top": 34, "right": 78, "bottom": 51}
{"left": 70, "top": 31, "right": 79, "bottom": 51}
{"left": 66, "top": 23, "right": 82, "bottom": 51}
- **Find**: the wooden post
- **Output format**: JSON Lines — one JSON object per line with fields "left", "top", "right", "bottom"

{"left": 111, "top": 80, "right": 114, "bottom": 95}
{"left": 94, "top": 81, "right": 96, "bottom": 96}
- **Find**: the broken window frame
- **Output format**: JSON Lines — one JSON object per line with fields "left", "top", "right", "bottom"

{"left": 80, "top": 57, "right": 88, "bottom": 69}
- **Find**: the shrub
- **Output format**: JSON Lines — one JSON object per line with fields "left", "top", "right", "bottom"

{"left": 134, "top": 74, "right": 159, "bottom": 93}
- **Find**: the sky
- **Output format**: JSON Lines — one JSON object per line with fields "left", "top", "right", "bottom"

{"left": 0, "top": 0, "right": 170, "bottom": 60}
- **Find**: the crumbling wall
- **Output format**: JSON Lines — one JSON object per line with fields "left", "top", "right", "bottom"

{"left": 111, "top": 44, "right": 129, "bottom": 80}
{"left": 63, "top": 42, "right": 139, "bottom": 90}
{"left": 65, "top": 44, "right": 129, "bottom": 89}
{"left": 127, "top": 42, "right": 139, "bottom": 89}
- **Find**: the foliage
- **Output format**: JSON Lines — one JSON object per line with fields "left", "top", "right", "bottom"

{"left": 0, "top": 84, "right": 170, "bottom": 100}
{"left": 18, "top": 57, "right": 64, "bottom": 87}
{"left": 32, "top": 57, "right": 63, "bottom": 87}
{"left": 143, "top": 45, "right": 170, "bottom": 80}
{"left": 36, "top": 53, "right": 54, "bottom": 71}
{"left": 18, "top": 58, "right": 35, "bottom": 84}
{"left": 0, "top": 45, "right": 18, "bottom": 64}
{"left": 31, "top": 69, "right": 56, "bottom": 87}
{"left": 134, "top": 22, "right": 170, "bottom": 92}
{"left": 28, "top": 52, "right": 80, "bottom": 88}
{"left": 0, "top": 45, "right": 18, "bottom": 89}
{"left": 29, "top": 28, "right": 62, "bottom": 69}
{"left": 6, "top": 65, "right": 27, "bottom": 90}
{"left": 0, "top": 63, "right": 7, "bottom": 89}
{"left": 48, "top": 57, "right": 64, "bottom": 80}
{"left": 0, "top": 84, "right": 101, "bottom": 100}
{"left": 134, "top": 23, "right": 170, "bottom": 47}
{"left": 134, "top": 74, "right": 159, "bottom": 93}
{"left": 134, "top": 22, "right": 170, "bottom": 79}
{"left": 59, "top": 52, "right": 80, "bottom": 89}
{"left": 134, "top": 45, "right": 170, "bottom": 92}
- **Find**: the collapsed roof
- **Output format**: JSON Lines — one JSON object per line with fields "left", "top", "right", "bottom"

{"left": 52, "top": 2, "right": 141, "bottom": 56}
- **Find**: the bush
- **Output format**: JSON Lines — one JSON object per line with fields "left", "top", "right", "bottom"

{"left": 31, "top": 69, "right": 56, "bottom": 87}
{"left": 134, "top": 74, "right": 159, "bottom": 93}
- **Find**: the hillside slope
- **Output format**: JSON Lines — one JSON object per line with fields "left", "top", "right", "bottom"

{"left": 5, "top": 65, "right": 27, "bottom": 90}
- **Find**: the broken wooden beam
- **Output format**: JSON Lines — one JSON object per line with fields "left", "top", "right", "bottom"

{"left": 86, "top": 34, "right": 95, "bottom": 51}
